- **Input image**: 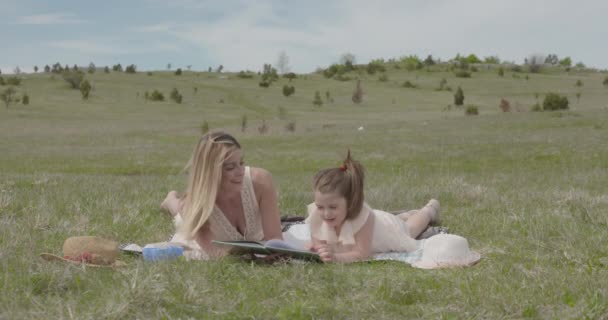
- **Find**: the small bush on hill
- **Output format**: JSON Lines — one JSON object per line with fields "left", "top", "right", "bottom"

{"left": 454, "top": 86, "right": 465, "bottom": 106}
{"left": 283, "top": 72, "right": 297, "bottom": 81}
{"left": 603, "top": 76, "right": 608, "bottom": 86}
{"left": 149, "top": 90, "right": 164, "bottom": 101}
{"left": 175, "top": 68, "right": 182, "bottom": 75}
{"left": 313, "top": 91, "right": 323, "bottom": 106}
{"left": 454, "top": 70, "right": 471, "bottom": 78}
{"left": 378, "top": 73, "right": 389, "bottom": 82}
{"left": 352, "top": 80, "right": 363, "bottom": 104}
{"left": 402, "top": 81, "right": 417, "bottom": 88}
{"left": 170, "top": 88, "right": 183, "bottom": 103}
{"left": 6, "top": 77, "right": 21, "bottom": 86}
{"left": 80, "top": 80, "right": 92, "bottom": 99}
{"left": 285, "top": 121, "right": 296, "bottom": 132}
{"left": 1, "top": 87, "right": 16, "bottom": 108}
{"left": 498, "top": 67, "right": 504, "bottom": 77}
{"left": 499, "top": 98, "right": 510, "bottom": 112}
{"left": 575, "top": 79, "right": 583, "bottom": 87}
{"left": 543, "top": 92, "right": 569, "bottom": 111}
{"left": 22, "top": 93, "right": 29, "bottom": 105}
{"left": 282, "top": 85, "right": 295, "bottom": 97}
{"left": 465, "top": 105, "right": 479, "bottom": 116}
{"left": 62, "top": 71, "right": 84, "bottom": 89}
{"left": 237, "top": 71, "right": 254, "bottom": 79}
{"left": 112, "top": 64, "right": 123, "bottom": 72}
{"left": 366, "top": 59, "right": 386, "bottom": 75}
{"left": 531, "top": 103, "right": 542, "bottom": 112}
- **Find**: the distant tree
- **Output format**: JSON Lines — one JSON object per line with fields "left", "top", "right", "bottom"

{"left": 424, "top": 55, "right": 436, "bottom": 66}
{"left": 125, "top": 64, "right": 137, "bottom": 73}
{"left": 575, "top": 62, "right": 586, "bottom": 68}
{"left": 484, "top": 56, "right": 501, "bottom": 64}
{"left": 186, "top": 65, "right": 192, "bottom": 71}
{"left": 62, "top": 71, "right": 84, "bottom": 89}
{"left": 112, "top": 64, "right": 123, "bottom": 72}
{"left": 545, "top": 54, "right": 559, "bottom": 65}
{"left": 603, "top": 76, "right": 608, "bottom": 87}
{"left": 465, "top": 54, "right": 481, "bottom": 64}
{"left": 0, "top": 87, "right": 16, "bottom": 108}
{"left": 559, "top": 57, "right": 572, "bottom": 67}
{"left": 72, "top": 64, "right": 79, "bottom": 72}
{"left": 0, "top": 77, "right": 4, "bottom": 86}
{"left": 313, "top": 91, "right": 323, "bottom": 106}
{"left": 104, "top": 66, "right": 110, "bottom": 73}
{"left": 167, "top": 63, "right": 172, "bottom": 70}
{"left": 34, "top": 66, "right": 39, "bottom": 73}
{"left": 259, "top": 64, "right": 278, "bottom": 87}
{"left": 526, "top": 54, "right": 545, "bottom": 73}
{"left": 149, "top": 89, "right": 164, "bottom": 101}
{"left": 14, "top": 66, "right": 21, "bottom": 74}
{"left": 175, "top": 68, "right": 182, "bottom": 75}
{"left": 22, "top": 93, "right": 29, "bottom": 105}
{"left": 498, "top": 67, "right": 504, "bottom": 77}
{"left": 454, "top": 86, "right": 465, "bottom": 106}
{"left": 276, "top": 51, "right": 290, "bottom": 74}
{"left": 366, "top": 59, "right": 386, "bottom": 74}
{"left": 575, "top": 79, "right": 583, "bottom": 87}
{"left": 216, "top": 65, "right": 224, "bottom": 73}
{"left": 352, "top": 80, "right": 363, "bottom": 104}
{"left": 208, "top": 67, "right": 212, "bottom": 72}
{"left": 64, "top": 64, "right": 70, "bottom": 71}
{"left": 87, "top": 62, "right": 96, "bottom": 74}
{"left": 283, "top": 72, "right": 297, "bottom": 81}
{"left": 400, "top": 55, "right": 422, "bottom": 71}
{"left": 80, "top": 80, "right": 92, "bottom": 99}
{"left": 340, "top": 53, "right": 356, "bottom": 71}
{"left": 44, "top": 65, "right": 50, "bottom": 73}
{"left": 52, "top": 63, "right": 63, "bottom": 73}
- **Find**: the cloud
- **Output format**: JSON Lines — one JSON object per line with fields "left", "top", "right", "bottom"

{"left": 17, "top": 13, "right": 86, "bottom": 25}
{"left": 49, "top": 40, "right": 128, "bottom": 55}
{"left": 131, "top": 23, "right": 173, "bottom": 33}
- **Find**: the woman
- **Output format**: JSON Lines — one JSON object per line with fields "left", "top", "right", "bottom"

{"left": 161, "top": 131, "right": 283, "bottom": 259}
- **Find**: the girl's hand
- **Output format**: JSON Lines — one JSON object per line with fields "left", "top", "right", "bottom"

{"left": 316, "top": 244, "right": 334, "bottom": 263}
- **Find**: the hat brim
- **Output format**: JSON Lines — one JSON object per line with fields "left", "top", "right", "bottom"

{"left": 40, "top": 253, "right": 126, "bottom": 268}
{"left": 411, "top": 251, "right": 481, "bottom": 269}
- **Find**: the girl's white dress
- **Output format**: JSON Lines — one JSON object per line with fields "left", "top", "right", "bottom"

{"left": 305, "top": 202, "right": 417, "bottom": 254}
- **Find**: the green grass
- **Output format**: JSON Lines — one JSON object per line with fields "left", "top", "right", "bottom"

{"left": 1, "top": 65, "right": 608, "bottom": 318}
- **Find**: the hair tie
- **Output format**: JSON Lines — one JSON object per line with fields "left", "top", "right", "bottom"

{"left": 340, "top": 164, "right": 347, "bottom": 171}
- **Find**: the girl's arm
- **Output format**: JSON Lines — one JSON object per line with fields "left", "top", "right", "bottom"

{"left": 314, "top": 212, "right": 374, "bottom": 263}
{"left": 251, "top": 167, "right": 283, "bottom": 240}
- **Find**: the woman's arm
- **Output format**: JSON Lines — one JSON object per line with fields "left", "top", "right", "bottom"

{"left": 251, "top": 167, "right": 283, "bottom": 240}
{"left": 314, "top": 213, "right": 374, "bottom": 263}
{"left": 193, "top": 225, "right": 226, "bottom": 258}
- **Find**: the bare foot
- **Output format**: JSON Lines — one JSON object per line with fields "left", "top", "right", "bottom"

{"left": 160, "top": 191, "right": 180, "bottom": 216}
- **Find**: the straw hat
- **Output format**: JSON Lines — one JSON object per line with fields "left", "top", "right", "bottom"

{"left": 40, "top": 236, "right": 126, "bottom": 268}
{"left": 411, "top": 234, "right": 481, "bottom": 269}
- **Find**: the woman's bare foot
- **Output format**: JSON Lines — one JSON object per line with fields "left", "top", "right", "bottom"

{"left": 160, "top": 191, "right": 180, "bottom": 216}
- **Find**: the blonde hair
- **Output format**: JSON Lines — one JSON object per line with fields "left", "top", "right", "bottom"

{"left": 313, "top": 150, "right": 365, "bottom": 220}
{"left": 179, "top": 131, "right": 241, "bottom": 239}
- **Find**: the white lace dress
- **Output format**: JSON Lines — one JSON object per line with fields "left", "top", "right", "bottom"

{"left": 171, "top": 166, "right": 264, "bottom": 259}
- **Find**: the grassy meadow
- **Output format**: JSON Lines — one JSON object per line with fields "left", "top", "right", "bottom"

{"left": 1, "top": 63, "right": 608, "bottom": 319}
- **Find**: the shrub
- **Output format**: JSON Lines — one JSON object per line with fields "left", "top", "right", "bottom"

{"left": 22, "top": 93, "right": 29, "bottom": 105}
{"left": 454, "top": 70, "right": 471, "bottom": 78}
{"left": 88, "top": 63, "right": 96, "bottom": 74}
{"left": 366, "top": 59, "right": 386, "bottom": 74}
{"left": 237, "top": 71, "right": 254, "bottom": 79}
{"left": 0, "top": 77, "right": 5, "bottom": 86}
{"left": 378, "top": 73, "right": 389, "bottom": 82}
{"left": 147, "top": 71, "right": 153, "bottom": 76}
{"left": 531, "top": 103, "right": 542, "bottom": 112}
{"left": 170, "top": 88, "right": 182, "bottom": 103}
{"left": 6, "top": 77, "right": 21, "bottom": 86}
{"left": 112, "top": 64, "right": 123, "bottom": 72}
{"left": 465, "top": 105, "right": 479, "bottom": 115}
{"left": 283, "top": 72, "right": 297, "bottom": 81}
{"left": 511, "top": 65, "right": 522, "bottom": 72}
{"left": 260, "top": 64, "right": 278, "bottom": 86}
{"left": 200, "top": 121, "right": 209, "bottom": 134}
{"left": 454, "top": 86, "right": 465, "bottom": 106}
{"left": 104, "top": 66, "right": 110, "bottom": 73}
{"left": 62, "top": 71, "right": 84, "bottom": 89}
{"left": 313, "top": 91, "right": 323, "bottom": 106}
{"left": 285, "top": 121, "right": 296, "bottom": 132}
{"left": 1, "top": 87, "right": 16, "bottom": 108}
{"left": 402, "top": 81, "right": 417, "bottom": 88}
{"left": 498, "top": 67, "right": 504, "bottom": 77}
{"left": 436, "top": 78, "right": 448, "bottom": 91}
{"left": 125, "top": 64, "right": 137, "bottom": 73}
{"left": 259, "top": 81, "right": 270, "bottom": 88}
{"left": 80, "top": 80, "right": 92, "bottom": 99}
{"left": 352, "top": 80, "right": 363, "bottom": 104}
{"left": 603, "top": 76, "right": 608, "bottom": 86}
{"left": 499, "top": 98, "right": 510, "bottom": 112}
{"left": 575, "top": 79, "right": 583, "bottom": 87}
{"left": 149, "top": 90, "right": 164, "bottom": 101}
{"left": 175, "top": 68, "right": 182, "bottom": 75}
{"left": 542, "top": 92, "right": 569, "bottom": 111}
{"left": 282, "top": 85, "right": 295, "bottom": 97}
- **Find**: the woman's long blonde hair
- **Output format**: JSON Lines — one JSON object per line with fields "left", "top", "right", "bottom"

{"left": 179, "top": 131, "right": 241, "bottom": 239}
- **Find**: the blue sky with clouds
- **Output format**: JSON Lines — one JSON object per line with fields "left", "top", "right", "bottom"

{"left": 2, "top": 0, "right": 608, "bottom": 74}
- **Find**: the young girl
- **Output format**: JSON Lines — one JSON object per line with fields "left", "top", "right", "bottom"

{"left": 307, "top": 151, "right": 440, "bottom": 263}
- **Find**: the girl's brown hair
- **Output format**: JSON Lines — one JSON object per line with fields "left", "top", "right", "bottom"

{"left": 313, "top": 150, "right": 365, "bottom": 220}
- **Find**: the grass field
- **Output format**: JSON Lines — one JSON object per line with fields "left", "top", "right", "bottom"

{"left": 1, "top": 64, "right": 608, "bottom": 319}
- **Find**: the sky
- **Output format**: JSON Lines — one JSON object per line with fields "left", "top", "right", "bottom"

{"left": 2, "top": 0, "right": 608, "bottom": 74}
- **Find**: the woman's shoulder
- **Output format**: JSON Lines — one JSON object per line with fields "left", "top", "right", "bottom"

{"left": 249, "top": 167, "right": 273, "bottom": 186}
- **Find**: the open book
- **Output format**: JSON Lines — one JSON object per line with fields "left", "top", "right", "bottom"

{"left": 212, "top": 239, "right": 321, "bottom": 262}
